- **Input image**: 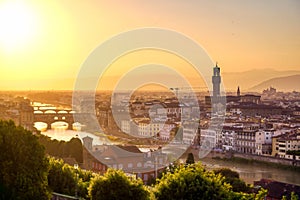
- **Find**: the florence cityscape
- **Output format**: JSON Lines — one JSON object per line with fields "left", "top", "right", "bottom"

{"left": 0, "top": 1, "right": 300, "bottom": 200}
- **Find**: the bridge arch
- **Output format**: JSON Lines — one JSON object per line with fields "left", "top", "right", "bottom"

{"left": 34, "top": 122, "right": 48, "bottom": 131}
{"left": 34, "top": 111, "right": 92, "bottom": 131}
{"left": 51, "top": 121, "right": 69, "bottom": 130}
{"left": 57, "top": 110, "right": 68, "bottom": 114}
{"left": 44, "top": 110, "right": 57, "bottom": 114}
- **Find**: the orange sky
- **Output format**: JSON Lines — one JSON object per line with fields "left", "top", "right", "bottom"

{"left": 0, "top": 0, "right": 299, "bottom": 90}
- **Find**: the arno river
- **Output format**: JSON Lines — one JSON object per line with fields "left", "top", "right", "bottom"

{"left": 200, "top": 157, "right": 300, "bottom": 185}
{"left": 41, "top": 128, "right": 300, "bottom": 186}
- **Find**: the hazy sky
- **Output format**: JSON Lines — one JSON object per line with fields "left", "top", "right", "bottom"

{"left": 0, "top": 0, "right": 299, "bottom": 90}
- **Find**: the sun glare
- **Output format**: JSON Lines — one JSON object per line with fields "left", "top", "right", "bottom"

{"left": 0, "top": 1, "right": 37, "bottom": 52}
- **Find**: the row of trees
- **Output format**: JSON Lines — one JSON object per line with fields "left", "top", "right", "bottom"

{"left": 47, "top": 159, "right": 267, "bottom": 200}
{"left": 0, "top": 120, "right": 50, "bottom": 199}
{"left": 48, "top": 158, "right": 92, "bottom": 198}
{"left": 0, "top": 120, "right": 299, "bottom": 200}
{"left": 38, "top": 133, "right": 83, "bottom": 163}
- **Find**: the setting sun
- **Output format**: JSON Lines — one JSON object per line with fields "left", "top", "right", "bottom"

{"left": 0, "top": 1, "right": 299, "bottom": 91}
{"left": 0, "top": 1, "right": 38, "bottom": 51}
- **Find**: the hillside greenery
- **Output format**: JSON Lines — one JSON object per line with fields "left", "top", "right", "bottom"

{"left": 1, "top": 120, "right": 298, "bottom": 200}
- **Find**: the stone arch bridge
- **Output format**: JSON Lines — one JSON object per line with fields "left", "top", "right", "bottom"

{"left": 33, "top": 109, "right": 97, "bottom": 130}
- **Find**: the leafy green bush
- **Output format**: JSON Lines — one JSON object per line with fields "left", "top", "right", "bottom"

{"left": 88, "top": 168, "right": 150, "bottom": 200}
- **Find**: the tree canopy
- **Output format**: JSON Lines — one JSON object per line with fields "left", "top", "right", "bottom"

{"left": 153, "top": 163, "right": 267, "bottom": 200}
{"left": 0, "top": 120, "right": 50, "bottom": 199}
{"left": 214, "top": 168, "right": 251, "bottom": 193}
{"left": 38, "top": 134, "right": 83, "bottom": 163}
{"left": 0, "top": 120, "right": 273, "bottom": 200}
{"left": 88, "top": 168, "right": 150, "bottom": 200}
{"left": 186, "top": 152, "right": 195, "bottom": 165}
{"left": 47, "top": 157, "right": 92, "bottom": 199}
{"left": 154, "top": 163, "right": 232, "bottom": 200}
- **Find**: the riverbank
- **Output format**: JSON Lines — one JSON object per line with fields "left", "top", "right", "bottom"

{"left": 212, "top": 156, "right": 300, "bottom": 172}
{"left": 233, "top": 153, "right": 300, "bottom": 167}
{"left": 193, "top": 149, "right": 300, "bottom": 170}
{"left": 181, "top": 148, "right": 300, "bottom": 185}
{"left": 201, "top": 157, "right": 300, "bottom": 185}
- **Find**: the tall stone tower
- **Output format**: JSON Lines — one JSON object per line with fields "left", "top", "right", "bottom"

{"left": 212, "top": 63, "right": 221, "bottom": 97}
{"left": 237, "top": 86, "right": 240, "bottom": 97}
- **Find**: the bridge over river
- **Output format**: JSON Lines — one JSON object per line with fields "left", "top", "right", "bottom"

{"left": 33, "top": 108, "right": 98, "bottom": 131}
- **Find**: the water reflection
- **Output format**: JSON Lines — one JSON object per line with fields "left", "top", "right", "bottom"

{"left": 201, "top": 157, "right": 300, "bottom": 185}
{"left": 41, "top": 129, "right": 106, "bottom": 146}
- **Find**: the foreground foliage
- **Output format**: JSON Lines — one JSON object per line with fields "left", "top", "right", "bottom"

{"left": 38, "top": 134, "right": 83, "bottom": 163}
{"left": 48, "top": 157, "right": 93, "bottom": 199}
{"left": 153, "top": 163, "right": 267, "bottom": 200}
{"left": 89, "top": 169, "right": 150, "bottom": 200}
{"left": 154, "top": 163, "right": 233, "bottom": 200}
{"left": 214, "top": 168, "right": 251, "bottom": 193}
{"left": 0, "top": 120, "right": 294, "bottom": 200}
{"left": 0, "top": 120, "right": 50, "bottom": 199}
{"left": 185, "top": 152, "right": 195, "bottom": 164}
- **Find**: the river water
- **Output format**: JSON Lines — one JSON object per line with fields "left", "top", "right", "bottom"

{"left": 201, "top": 157, "right": 300, "bottom": 185}
{"left": 34, "top": 102, "right": 300, "bottom": 185}
{"left": 41, "top": 129, "right": 107, "bottom": 145}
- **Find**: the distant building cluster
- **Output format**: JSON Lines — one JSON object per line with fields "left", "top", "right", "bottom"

{"left": 262, "top": 86, "right": 300, "bottom": 101}
{"left": 75, "top": 64, "right": 300, "bottom": 184}
{"left": 0, "top": 95, "right": 33, "bottom": 131}
{"left": 87, "top": 64, "right": 300, "bottom": 161}
{"left": 203, "top": 65, "right": 300, "bottom": 161}
{"left": 208, "top": 121, "right": 300, "bottom": 160}
{"left": 82, "top": 135, "right": 166, "bottom": 183}
{"left": 1, "top": 63, "right": 300, "bottom": 183}
{"left": 95, "top": 95, "right": 202, "bottom": 144}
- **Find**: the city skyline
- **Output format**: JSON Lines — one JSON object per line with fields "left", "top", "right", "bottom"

{"left": 0, "top": 0, "right": 299, "bottom": 90}
{"left": 0, "top": 0, "right": 300, "bottom": 194}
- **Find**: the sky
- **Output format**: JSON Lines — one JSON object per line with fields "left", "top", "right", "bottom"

{"left": 0, "top": 0, "right": 299, "bottom": 90}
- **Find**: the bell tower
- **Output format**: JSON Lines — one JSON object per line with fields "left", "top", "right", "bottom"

{"left": 212, "top": 63, "right": 221, "bottom": 97}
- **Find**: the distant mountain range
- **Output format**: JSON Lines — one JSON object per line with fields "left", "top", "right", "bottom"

{"left": 249, "top": 74, "right": 300, "bottom": 92}
{"left": 1, "top": 68, "right": 299, "bottom": 92}
{"left": 221, "top": 69, "right": 300, "bottom": 92}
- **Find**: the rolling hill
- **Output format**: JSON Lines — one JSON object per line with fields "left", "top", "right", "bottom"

{"left": 221, "top": 69, "right": 300, "bottom": 91}
{"left": 249, "top": 74, "right": 300, "bottom": 92}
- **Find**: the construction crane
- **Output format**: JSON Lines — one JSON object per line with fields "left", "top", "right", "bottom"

{"left": 170, "top": 86, "right": 208, "bottom": 98}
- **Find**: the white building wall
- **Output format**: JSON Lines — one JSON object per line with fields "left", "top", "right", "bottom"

{"left": 200, "top": 129, "right": 217, "bottom": 149}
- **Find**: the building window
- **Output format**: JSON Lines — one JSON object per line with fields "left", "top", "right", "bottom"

{"left": 137, "top": 162, "right": 142, "bottom": 168}
{"left": 159, "top": 158, "right": 163, "bottom": 164}
{"left": 128, "top": 163, "right": 133, "bottom": 168}
{"left": 144, "top": 174, "right": 148, "bottom": 181}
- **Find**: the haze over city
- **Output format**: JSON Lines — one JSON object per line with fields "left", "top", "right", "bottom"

{"left": 1, "top": 0, "right": 299, "bottom": 91}
{"left": 1, "top": 1, "right": 300, "bottom": 199}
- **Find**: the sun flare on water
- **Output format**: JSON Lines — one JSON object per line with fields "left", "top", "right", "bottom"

{"left": 0, "top": 1, "right": 38, "bottom": 52}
